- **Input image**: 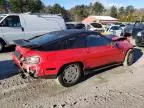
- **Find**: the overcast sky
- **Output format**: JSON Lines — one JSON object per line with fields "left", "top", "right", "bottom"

{"left": 42, "top": 0, "right": 144, "bottom": 9}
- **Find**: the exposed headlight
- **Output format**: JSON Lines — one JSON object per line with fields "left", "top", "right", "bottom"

{"left": 25, "top": 56, "right": 40, "bottom": 64}
{"left": 137, "top": 32, "right": 142, "bottom": 37}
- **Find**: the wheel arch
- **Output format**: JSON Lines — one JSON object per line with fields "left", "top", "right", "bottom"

{"left": 123, "top": 48, "right": 134, "bottom": 65}
{"left": 124, "top": 48, "right": 134, "bottom": 58}
{"left": 57, "top": 61, "right": 84, "bottom": 77}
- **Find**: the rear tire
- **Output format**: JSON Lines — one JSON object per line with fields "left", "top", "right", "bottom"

{"left": 123, "top": 49, "right": 135, "bottom": 66}
{"left": 57, "top": 63, "right": 82, "bottom": 87}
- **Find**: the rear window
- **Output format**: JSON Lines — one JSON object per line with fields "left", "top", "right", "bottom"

{"left": 30, "top": 33, "right": 59, "bottom": 45}
{"left": 91, "top": 23, "right": 102, "bottom": 28}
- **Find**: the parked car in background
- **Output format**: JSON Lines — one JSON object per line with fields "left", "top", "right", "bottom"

{"left": 12, "top": 30, "right": 134, "bottom": 87}
{"left": 121, "top": 23, "right": 144, "bottom": 46}
{"left": 85, "top": 22, "right": 105, "bottom": 33}
{"left": 135, "top": 28, "right": 144, "bottom": 46}
{"left": 0, "top": 13, "right": 66, "bottom": 52}
{"left": 107, "top": 25, "right": 123, "bottom": 36}
{"left": 120, "top": 24, "right": 126, "bottom": 29}
{"left": 66, "top": 22, "right": 86, "bottom": 30}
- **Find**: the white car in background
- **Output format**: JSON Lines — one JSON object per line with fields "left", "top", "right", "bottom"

{"left": 107, "top": 25, "right": 123, "bottom": 36}
{"left": 86, "top": 22, "right": 105, "bottom": 33}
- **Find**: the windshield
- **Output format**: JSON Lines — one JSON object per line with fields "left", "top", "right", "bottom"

{"left": 91, "top": 23, "right": 102, "bottom": 28}
{"left": 111, "top": 26, "right": 121, "bottom": 30}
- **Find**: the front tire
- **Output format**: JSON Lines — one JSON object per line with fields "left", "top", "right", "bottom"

{"left": 57, "top": 63, "right": 82, "bottom": 87}
{"left": 123, "top": 49, "right": 135, "bottom": 66}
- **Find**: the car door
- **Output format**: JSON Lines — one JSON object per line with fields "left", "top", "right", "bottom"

{"left": 85, "top": 33, "right": 123, "bottom": 69}
{"left": 57, "top": 34, "right": 87, "bottom": 63}
{"left": 0, "top": 15, "right": 24, "bottom": 44}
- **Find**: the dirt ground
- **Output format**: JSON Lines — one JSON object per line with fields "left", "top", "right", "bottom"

{"left": 0, "top": 47, "right": 144, "bottom": 108}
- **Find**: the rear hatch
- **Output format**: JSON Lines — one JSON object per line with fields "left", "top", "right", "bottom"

{"left": 14, "top": 39, "right": 40, "bottom": 49}
{"left": 13, "top": 39, "right": 40, "bottom": 59}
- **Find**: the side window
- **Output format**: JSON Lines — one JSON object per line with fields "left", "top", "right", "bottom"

{"left": 1, "top": 16, "right": 21, "bottom": 27}
{"left": 61, "top": 36, "right": 86, "bottom": 49}
{"left": 41, "top": 41, "right": 61, "bottom": 51}
{"left": 87, "top": 34, "right": 111, "bottom": 47}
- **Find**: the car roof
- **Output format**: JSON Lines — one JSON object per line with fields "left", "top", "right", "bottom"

{"left": 29, "top": 29, "right": 97, "bottom": 47}
{"left": 49, "top": 29, "right": 93, "bottom": 38}
{"left": 110, "top": 25, "right": 120, "bottom": 27}
{"left": 66, "top": 22, "right": 84, "bottom": 24}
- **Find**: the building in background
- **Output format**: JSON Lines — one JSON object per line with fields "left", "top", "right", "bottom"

{"left": 82, "top": 16, "right": 118, "bottom": 24}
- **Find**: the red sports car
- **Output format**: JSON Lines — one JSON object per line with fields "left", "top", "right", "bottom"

{"left": 12, "top": 30, "right": 134, "bottom": 87}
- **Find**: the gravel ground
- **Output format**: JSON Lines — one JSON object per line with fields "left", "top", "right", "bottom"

{"left": 0, "top": 47, "right": 144, "bottom": 108}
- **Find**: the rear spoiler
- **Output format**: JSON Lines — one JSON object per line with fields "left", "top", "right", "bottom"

{"left": 14, "top": 39, "right": 40, "bottom": 48}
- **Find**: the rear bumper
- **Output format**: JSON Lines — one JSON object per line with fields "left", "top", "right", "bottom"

{"left": 12, "top": 53, "right": 58, "bottom": 78}
{"left": 12, "top": 53, "right": 39, "bottom": 77}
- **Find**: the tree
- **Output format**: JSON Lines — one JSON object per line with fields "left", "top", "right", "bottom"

{"left": 8, "top": 0, "right": 44, "bottom": 13}
{"left": 48, "top": 4, "right": 67, "bottom": 15}
{"left": 110, "top": 6, "right": 118, "bottom": 18}
{"left": 0, "top": 0, "right": 8, "bottom": 13}
{"left": 92, "top": 2, "right": 104, "bottom": 15}
{"left": 0, "top": 0, "right": 5, "bottom": 12}
{"left": 118, "top": 7, "right": 125, "bottom": 21}
{"left": 27, "top": 0, "right": 44, "bottom": 13}
{"left": 126, "top": 5, "right": 135, "bottom": 14}
{"left": 119, "top": 7, "right": 125, "bottom": 15}
{"left": 70, "top": 5, "right": 89, "bottom": 21}
{"left": 44, "top": 4, "right": 71, "bottom": 22}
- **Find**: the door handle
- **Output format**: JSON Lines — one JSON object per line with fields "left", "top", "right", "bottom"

{"left": 21, "top": 27, "right": 24, "bottom": 32}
